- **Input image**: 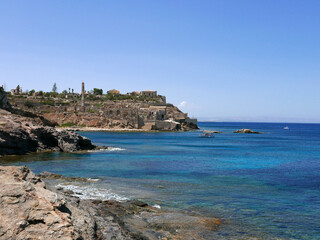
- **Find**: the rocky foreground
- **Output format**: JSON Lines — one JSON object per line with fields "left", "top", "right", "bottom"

{"left": 0, "top": 166, "right": 221, "bottom": 240}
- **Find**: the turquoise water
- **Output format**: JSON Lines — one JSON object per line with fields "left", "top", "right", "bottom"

{"left": 2, "top": 122, "right": 320, "bottom": 239}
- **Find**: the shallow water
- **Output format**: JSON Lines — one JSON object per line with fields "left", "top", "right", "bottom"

{"left": 2, "top": 122, "right": 320, "bottom": 239}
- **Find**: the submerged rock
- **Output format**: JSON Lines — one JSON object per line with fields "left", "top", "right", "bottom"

{"left": 233, "top": 129, "right": 263, "bottom": 134}
{"left": 203, "top": 130, "right": 222, "bottom": 134}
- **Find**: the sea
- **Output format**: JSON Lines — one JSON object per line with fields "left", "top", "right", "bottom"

{"left": 2, "top": 122, "right": 320, "bottom": 239}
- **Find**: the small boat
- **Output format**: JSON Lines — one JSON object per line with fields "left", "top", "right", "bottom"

{"left": 283, "top": 126, "right": 289, "bottom": 130}
{"left": 200, "top": 133, "right": 215, "bottom": 138}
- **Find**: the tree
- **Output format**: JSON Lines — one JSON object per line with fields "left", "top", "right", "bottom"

{"left": 29, "top": 89, "right": 35, "bottom": 96}
{"left": 16, "top": 85, "right": 20, "bottom": 93}
{"left": 62, "top": 90, "right": 68, "bottom": 95}
{"left": 93, "top": 88, "right": 103, "bottom": 95}
{"left": 52, "top": 83, "right": 57, "bottom": 93}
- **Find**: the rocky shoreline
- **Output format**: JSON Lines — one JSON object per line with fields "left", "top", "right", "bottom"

{"left": 0, "top": 108, "right": 110, "bottom": 157}
{"left": 0, "top": 166, "right": 221, "bottom": 240}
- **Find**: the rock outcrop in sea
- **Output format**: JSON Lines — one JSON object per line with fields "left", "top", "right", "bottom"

{"left": 233, "top": 129, "right": 263, "bottom": 134}
{"left": 0, "top": 88, "right": 97, "bottom": 156}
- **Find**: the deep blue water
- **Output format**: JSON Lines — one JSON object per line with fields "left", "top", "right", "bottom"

{"left": 2, "top": 122, "right": 320, "bottom": 239}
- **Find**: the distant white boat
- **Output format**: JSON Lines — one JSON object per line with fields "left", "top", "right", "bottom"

{"left": 283, "top": 126, "right": 289, "bottom": 130}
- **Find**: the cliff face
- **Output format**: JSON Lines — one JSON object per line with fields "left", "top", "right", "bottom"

{"left": 0, "top": 90, "right": 96, "bottom": 156}
{"left": 8, "top": 96, "right": 198, "bottom": 131}
{"left": 0, "top": 87, "right": 11, "bottom": 111}
{"left": 0, "top": 109, "right": 95, "bottom": 156}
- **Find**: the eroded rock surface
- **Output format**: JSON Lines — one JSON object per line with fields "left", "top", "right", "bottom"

{"left": 233, "top": 129, "right": 263, "bottom": 134}
{"left": 0, "top": 109, "right": 96, "bottom": 156}
{"left": 0, "top": 87, "right": 12, "bottom": 111}
{"left": 0, "top": 166, "right": 108, "bottom": 240}
{"left": 0, "top": 166, "right": 222, "bottom": 240}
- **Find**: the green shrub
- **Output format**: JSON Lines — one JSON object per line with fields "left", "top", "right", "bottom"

{"left": 24, "top": 101, "right": 34, "bottom": 108}
{"left": 40, "top": 99, "right": 55, "bottom": 106}
{"left": 60, "top": 122, "right": 76, "bottom": 127}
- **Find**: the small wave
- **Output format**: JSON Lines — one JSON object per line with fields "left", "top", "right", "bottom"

{"left": 108, "top": 147, "right": 125, "bottom": 151}
{"left": 152, "top": 204, "right": 161, "bottom": 209}
{"left": 88, "top": 147, "right": 125, "bottom": 153}
{"left": 87, "top": 178, "right": 100, "bottom": 182}
{"left": 58, "top": 184, "right": 128, "bottom": 201}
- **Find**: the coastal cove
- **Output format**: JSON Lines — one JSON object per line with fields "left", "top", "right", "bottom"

{"left": 2, "top": 122, "right": 320, "bottom": 239}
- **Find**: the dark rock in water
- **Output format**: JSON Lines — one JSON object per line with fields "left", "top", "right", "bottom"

{"left": 0, "top": 123, "right": 96, "bottom": 156}
{"left": 0, "top": 90, "right": 100, "bottom": 156}
{"left": 38, "top": 171, "right": 100, "bottom": 183}
{"left": 203, "top": 130, "right": 222, "bottom": 134}
{"left": 233, "top": 129, "right": 263, "bottom": 134}
{"left": 38, "top": 171, "right": 63, "bottom": 179}
{"left": 0, "top": 108, "right": 97, "bottom": 156}
{"left": 127, "top": 200, "right": 149, "bottom": 208}
{"left": 94, "top": 145, "right": 110, "bottom": 151}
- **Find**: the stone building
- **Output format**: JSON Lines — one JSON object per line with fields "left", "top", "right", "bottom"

{"left": 141, "top": 90, "right": 157, "bottom": 98}
{"left": 11, "top": 88, "right": 22, "bottom": 95}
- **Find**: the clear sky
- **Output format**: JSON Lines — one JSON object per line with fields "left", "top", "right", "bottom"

{"left": 0, "top": 1, "right": 319, "bottom": 123}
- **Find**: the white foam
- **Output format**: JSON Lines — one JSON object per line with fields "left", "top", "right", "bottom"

{"left": 87, "top": 178, "right": 100, "bottom": 182}
{"left": 58, "top": 184, "right": 128, "bottom": 201}
{"left": 152, "top": 204, "right": 161, "bottom": 209}
{"left": 88, "top": 147, "right": 125, "bottom": 153}
{"left": 108, "top": 147, "right": 125, "bottom": 151}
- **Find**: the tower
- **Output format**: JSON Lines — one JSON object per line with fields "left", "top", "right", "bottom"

{"left": 81, "top": 82, "right": 85, "bottom": 112}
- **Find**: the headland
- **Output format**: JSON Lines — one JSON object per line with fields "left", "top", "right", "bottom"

{"left": 7, "top": 83, "right": 198, "bottom": 132}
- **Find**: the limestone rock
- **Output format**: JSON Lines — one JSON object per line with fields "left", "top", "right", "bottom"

{"left": 203, "top": 130, "right": 222, "bottom": 134}
{"left": 0, "top": 166, "right": 86, "bottom": 240}
{"left": 0, "top": 166, "right": 131, "bottom": 240}
{"left": 152, "top": 120, "right": 181, "bottom": 131}
{"left": 233, "top": 129, "right": 263, "bottom": 134}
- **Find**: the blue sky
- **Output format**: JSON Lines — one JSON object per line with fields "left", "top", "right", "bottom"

{"left": 0, "top": 1, "right": 319, "bottom": 122}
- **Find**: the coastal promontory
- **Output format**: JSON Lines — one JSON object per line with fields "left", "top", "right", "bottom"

{"left": 7, "top": 83, "right": 198, "bottom": 131}
{"left": 0, "top": 87, "right": 98, "bottom": 156}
